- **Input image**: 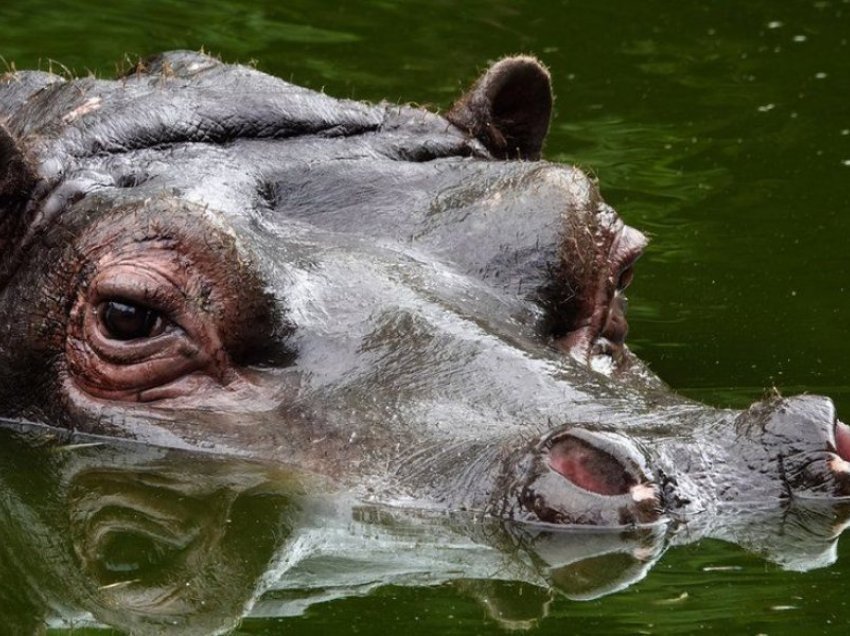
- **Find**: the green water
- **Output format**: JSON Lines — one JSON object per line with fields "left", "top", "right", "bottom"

{"left": 1, "top": 0, "right": 849, "bottom": 633}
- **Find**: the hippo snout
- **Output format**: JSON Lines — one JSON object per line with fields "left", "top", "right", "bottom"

{"left": 502, "top": 428, "right": 663, "bottom": 527}
{"left": 499, "top": 395, "right": 850, "bottom": 527}
{"left": 733, "top": 395, "right": 850, "bottom": 499}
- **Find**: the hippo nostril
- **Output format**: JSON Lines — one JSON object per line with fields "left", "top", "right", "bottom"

{"left": 547, "top": 435, "right": 636, "bottom": 496}
{"left": 834, "top": 420, "right": 850, "bottom": 462}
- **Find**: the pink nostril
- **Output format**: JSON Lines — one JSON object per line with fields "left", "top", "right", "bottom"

{"left": 547, "top": 436, "right": 635, "bottom": 496}
{"left": 835, "top": 421, "right": 850, "bottom": 462}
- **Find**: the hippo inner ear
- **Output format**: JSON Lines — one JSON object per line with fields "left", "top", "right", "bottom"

{"left": 447, "top": 56, "right": 553, "bottom": 161}
{"left": 0, "top": 123, "right": 35, "bottom": 250}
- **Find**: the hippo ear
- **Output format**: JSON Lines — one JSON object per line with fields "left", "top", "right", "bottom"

{"left": 447, "top": 56, "right": 553, "bottom": 160}
{"left": 0, "top": 123, "right": 35, "bottom": 251}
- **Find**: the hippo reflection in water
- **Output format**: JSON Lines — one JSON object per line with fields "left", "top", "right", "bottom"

{"left": 0, "top": 422, "right": 847, "bottom": 633}
{"left": 2, "top": 51, "right": 850, "bottom": 532}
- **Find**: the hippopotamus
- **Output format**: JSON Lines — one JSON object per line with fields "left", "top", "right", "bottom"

{"left": 1, "top": 51, "right": 849, "bottom": 530}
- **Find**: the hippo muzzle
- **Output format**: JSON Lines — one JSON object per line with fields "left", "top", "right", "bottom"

{"left": 728, "top": 395, "right": 850, "bottom": 499}
{"left": 485, "top": 394, "right": 850, "bottom": 528}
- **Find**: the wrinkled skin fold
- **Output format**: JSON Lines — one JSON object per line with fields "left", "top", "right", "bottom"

{"left": 1, "top": 51, "right": 849, "bottom": 537}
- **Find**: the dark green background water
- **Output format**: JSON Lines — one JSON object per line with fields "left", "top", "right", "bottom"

{"left": 1, "top": 0, "right": 849, "bottom": 633}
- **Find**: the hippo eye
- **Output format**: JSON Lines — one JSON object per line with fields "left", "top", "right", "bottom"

{"left": 617, "top": 266, "right": 634, "bottom": 291}
{"left": 97, "top": 300, "right": 166, "bottom": 341}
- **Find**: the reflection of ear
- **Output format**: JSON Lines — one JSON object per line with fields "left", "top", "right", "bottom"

{"left": 447, "top": 56, "right": 553, "bottom": 161}
{"left": 0, "top": 123, "right": 35, "bottom": 253}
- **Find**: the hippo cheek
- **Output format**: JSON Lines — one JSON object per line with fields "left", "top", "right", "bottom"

{"left": 513, "top": 430, "right": 662, "bottom": 527}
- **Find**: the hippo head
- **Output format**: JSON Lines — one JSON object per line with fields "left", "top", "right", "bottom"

{"left": 0, "top": 52, "right": 847, "bottom": 528}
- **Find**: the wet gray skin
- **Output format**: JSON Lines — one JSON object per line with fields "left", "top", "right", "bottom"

{"left": 1, "top": 51, "right": 849, "bottom": 530}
